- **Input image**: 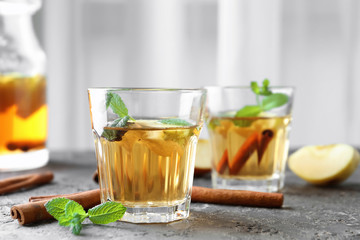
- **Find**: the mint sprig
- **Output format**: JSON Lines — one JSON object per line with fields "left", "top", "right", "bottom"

{"left": 235, "top": 79, "right": 288, "bottom": 118}
{"left": 45, "top": 198, "right": 126, "bottom": 235}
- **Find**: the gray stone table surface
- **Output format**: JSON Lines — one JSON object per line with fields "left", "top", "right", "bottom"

{"left": 1, "top": 151, "right": 360, "bottom": 240}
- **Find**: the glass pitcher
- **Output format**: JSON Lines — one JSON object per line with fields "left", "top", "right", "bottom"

{"left": 0, "top": 0, "right": 48, "bottom": 171}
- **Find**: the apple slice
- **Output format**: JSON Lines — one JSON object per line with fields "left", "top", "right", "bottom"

{"left": 194, "top": 139, "right": 212, "bottom": 176}
{"left": 288, "top": 144, "right": 360, "bottom": 185}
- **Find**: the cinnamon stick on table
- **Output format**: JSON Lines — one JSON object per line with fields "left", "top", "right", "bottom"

{"left": 0, "top": 172, "right": 54, "bottom": 195}
{"left": 191, "top": 186, "right": 283, "bottom": 208}
{"left": 11, "top": 189, "right": 101, "bottom": 225}
{"left": 12, "top": 187, "right": 283, "bottom": 225}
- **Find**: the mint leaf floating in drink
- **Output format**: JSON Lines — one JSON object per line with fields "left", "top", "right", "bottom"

{"left": 158, "top": 118, "right": 192, "bottom": 126}
{"left": 101, "top": 129, "right": 118, "bottom": 141}
{"left": 88, "top": 201, "right": 127, "bottom": 224}
{"left": 110, "top": 116, "right": 130, "bottom": 128}
{"left": 235, "top": 79, "right": 288, "bottom": 118}
{"left": 235, "top": 105, "right": 262, "bottom": 118}
{"left": 45, "top": 198, "right": 126, "bottom": 235}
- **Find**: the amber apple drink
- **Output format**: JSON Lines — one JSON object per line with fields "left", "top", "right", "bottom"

{"left": 208, "top": 115, "right": 291, "bottom": 191}
{"left": 95, "top": 120, "right": 200, "bottom": 207}
{"left": 0, "top": 74, "right": 48, "bottom": 171}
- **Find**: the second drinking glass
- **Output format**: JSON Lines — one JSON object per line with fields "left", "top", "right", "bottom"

{"left": 206, "top": 85, "right": 294, "bottom": 192}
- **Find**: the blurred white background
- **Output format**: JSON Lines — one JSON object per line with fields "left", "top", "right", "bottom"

{"left": 33, "top": 0, "right": 360, "bottom": 151}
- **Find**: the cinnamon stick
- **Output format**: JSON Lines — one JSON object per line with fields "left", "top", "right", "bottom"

{"left": 216, "top": 149, "right": 229, "bottom": 174}
{"left": 194, "top": 168, "right": 211, "bottom": 177}
{"left": 191, "top": 186, "right": 283, "bottom": 208}
{"left": 0, "top": 172, "right": 54, "bottom": 195}
{"left": 257, "top": 129, "right": 273, "bottom": 164}
{"left": 229, "top": 132, "right": 259, "bottom": 174}
{"left": 11, "top": 189, "right": 101, "bottom": 225}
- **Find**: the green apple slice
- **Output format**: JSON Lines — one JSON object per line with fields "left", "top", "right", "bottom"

{"left": 288, "top": 144, "right": 360, "bottom": 185}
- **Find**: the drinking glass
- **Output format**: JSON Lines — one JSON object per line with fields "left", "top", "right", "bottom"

{"left": 206, "top": 86, "right": 294, "bottom": 192}
{"left": 88, "top": 88, "right": 206, "bottom": 223}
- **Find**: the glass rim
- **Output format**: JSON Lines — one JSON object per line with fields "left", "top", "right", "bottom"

{"left": 88, "top": 87, "right": 207, "bottom": 94}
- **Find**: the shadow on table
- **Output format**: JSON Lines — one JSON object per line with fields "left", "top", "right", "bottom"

{"left": 80, "top": 208, "right": 290, "bottom": 238}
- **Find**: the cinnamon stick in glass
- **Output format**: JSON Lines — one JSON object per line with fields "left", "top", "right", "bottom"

{"left": 257, "top": 129, "right": 274, "bottom": 164}
{"left": 229, "top": 132, "right": 259, "bottom": 174}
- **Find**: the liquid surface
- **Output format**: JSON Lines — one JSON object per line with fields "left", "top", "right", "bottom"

{"left": 208, "top": 115, "right": 291, "bottom": 180}
{"left": 94, "top": 120, "right": 200, "bottom": 207}
{"left": 0, "top": 74, "right": 47, "bottom": 155}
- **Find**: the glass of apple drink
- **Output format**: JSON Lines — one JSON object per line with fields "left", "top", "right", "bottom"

{"left": 88, "top": 88, "right": 206, "bottom": 223}
{"left": 206, "top": 80, "right": 294, "bottom": 192}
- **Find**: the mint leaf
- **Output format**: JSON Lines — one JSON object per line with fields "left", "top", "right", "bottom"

{"left": 65, "top": 200, "right": 87, "bottom": 218}
{"left": 101, "top": 128, "right": 126, "bottom": 141}
{"left": 234, "top": 106, "right": 259, "bottom": 127}
{"left": 106, "top": 92, "right": 135, "bottom": 121}
{"left": 58, "top": 215, "right": 72, "bottom": 227}
{"left": 235, "top": 105, "right": 262, "bottom": 117}
{"left": 263, "top": 78, "right": 269, "bottom": 87}
{"left": 158, "top": 119, "right": 192, "bottom": 126}
{"left": 259, "top": 79, "right": 272, "bottom": 96}
{"left": 88, "top": 201, "right": 126, "bottom": 224}
{"left": 110, "top": 116, "right": 130, "bottom": 127}
{"left": 262, "top": 93, "right": 288, "bottom": 111}
{"left": 66, "top": 213, "right": 84, "bottom": 235}
{"left": 44, "top": 198, "right": 71, "bottom": 220}
{"left": 106, "top": 93, "right": 113, "bottom": 109}
{"left": 58, "top": 214, "right": 83, "bottom": 235}
{"left": 251, "top": 81, "right": 260, "bottom": 94}
{"left": 61, "top": 202, "right": 87, "bottom": 235}
{"left": 71, "top": 222, "right": 82, "bottom": 236}
{"left": 106, "top": 92, "right": 128, "bottom": 118}
{"left": 101, "top": 129, "right": 117, "bottom": 141}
